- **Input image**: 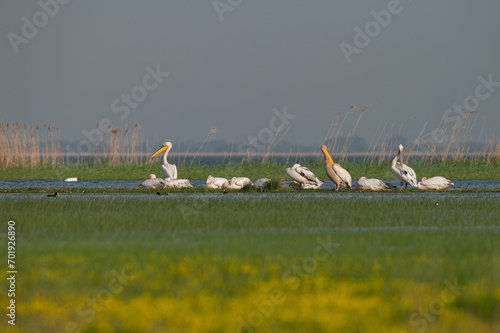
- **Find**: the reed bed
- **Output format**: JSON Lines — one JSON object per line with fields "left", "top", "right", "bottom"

{"left": 1, "top": 110, "right": 498, "bottom": 169}
{"left": 0, "top": 121, "right": 62, "bottom": 167}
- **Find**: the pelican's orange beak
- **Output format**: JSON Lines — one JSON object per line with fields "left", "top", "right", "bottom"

{"left": 150, "top": 145, "right": 168, "bottom": 159}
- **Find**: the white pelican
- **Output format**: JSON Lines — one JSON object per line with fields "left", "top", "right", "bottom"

{"left": 223, "top": 177, "right": 253, "bottom": 189}
{"left": 253, "top": 178, "right": 271, "bottom": 188}
{"left": 356, "top": 177, "right": 395, "bottom": 190}
{"left": 417, "top": 177, "right": 454, "bottom": 190}
{"left": 320, "top": 145, "right": 352, "bottom": 190}
{"left": 164, "top": 177, "right": 194, "bottom": 188}
{"left": 136, "top": 174, "right": 165, "bottom": 188}
{"left": 391, "top": 144, "right": 417, "bottom": 189}
{"left": 150, "top": 141, "right": 177, "bottom": 179}
{"left": 286, "top": 164, "right": 324, "bottom": 189}
{"left": 206, "top": 175, "right": 228, "bottom": 189}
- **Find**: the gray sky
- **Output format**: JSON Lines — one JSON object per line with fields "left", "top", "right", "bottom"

{"left": 1, "top": 0, "right": 499, "bottom": 150}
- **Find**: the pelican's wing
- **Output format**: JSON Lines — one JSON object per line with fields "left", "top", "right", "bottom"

{"left": 364, "top": 178, "right": 384, "bottom": 188}
{"left": 162, "top": 164, "right": 177, "bottom": 179}
{"left": 286, "top": 167, "right": 305, "bottom": 183}
{"left": 235, "top": 177, "right": 252, "bottom": 187}
{"left": 356, "top": 178, "right": 367, "bottom": 188}
{"left": 164, "top": 178, "right": 194, "bottom": 188}
{"left": 296, "top": 166, "right": 317, "bottom": 182}
{"left": 402, "top": 165, "right": 418, "bottom": 186}
{"left": 213, "top": 178, "right": 227, "bottom": 188}
{"left": 138, "top": 178, "right": 164, "bottom": 188}
{"left": 421, "top": 176, "right": 452, "bottom": 186}
{"left": 332, "top": 164, "right": 352, "bottom": 187}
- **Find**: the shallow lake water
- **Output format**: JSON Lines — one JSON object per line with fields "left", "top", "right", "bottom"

{"left": 1, "top": 179, "right": 500, "bottom": 190}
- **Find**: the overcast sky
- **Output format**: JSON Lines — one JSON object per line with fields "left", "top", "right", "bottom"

{"left": 1, "top": 0, "right": 499, "bottom": 150}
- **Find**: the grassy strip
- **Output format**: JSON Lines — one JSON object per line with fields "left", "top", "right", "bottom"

{"left": 1, "top": 195, "right": 499, "bottom": 332}
{"left": 0, "top": 158, "right": 499, "bottom": 180}
{"left": 1, "top": 186, "right": 500, "bottom": 194}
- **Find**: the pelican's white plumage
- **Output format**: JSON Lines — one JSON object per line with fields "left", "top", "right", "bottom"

{"left": 150, "top": 141, "right": 177, "bottom": 179}
{"left": 223, "top": 177, "right": 253, "bottom": 189}
{"left": 253, "top": 178, "right": 271, "bottom": 188}
{"left": 286, "top": 164, "right": 324, "bottom": 189}
{"left": 135, "top": 174, "right": 165, "bottom": 188}
{"left": 206, "top": 175, "right": 227, "bottom": 189}
{"left": 417, "top": 177, "right": 454, "bottom": 190}
{"left": 356, "top": 177, "right": 395, "bottom": 190}
{"left": 391, "top": 144, "right": 417, "bottom": 189}
{"left": 164, "top": 177, "right": 194, "bottom": 188}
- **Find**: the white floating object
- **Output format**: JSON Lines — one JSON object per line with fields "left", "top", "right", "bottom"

{"left": 64, "top": 177, "right": 78, "bottom": 182}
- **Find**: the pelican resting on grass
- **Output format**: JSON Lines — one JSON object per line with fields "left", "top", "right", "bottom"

{"left": 356, "top": 177, "right": 396, "bottom": 190}
{"left": 286, "top": 164, "right": 324, "bottom": 189}
{"left": 417, "top": 177, "right": 454, "bottom": 190}
{"left": 223, "top": 177, "right": 253, "bottom": 189}
{"left": 391, "top": 144, "right": 417, "bottom": 189}
{"left": 164, "top": 177, "right": 195, "bottom": 188}
{"left": 288, "top": 181, "right": 323, "bottom": 189}
{"left": 253, "top": 178, "right": 271, "bottom": 188}
{"left": 136, "top": 174, "right": 165, "bottom": 188}
{"left": 150, "top": 141, "right": 177, "bottom": 179}
{"left": 206, "top": 175, "right": 228, "bottom": 189}
{"left": 320, "top": 145, "right": 352, "bottom": 190}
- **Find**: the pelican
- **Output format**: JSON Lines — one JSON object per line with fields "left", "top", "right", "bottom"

{"left": 135, "top": 174, "right": 165, "bottom": 188}
{"left": 206, "top": 175, "right": 228, "bottom": 189}
{"left": 286, "top": 164, "right": 324, "bottom": 189}
{"left": 253, "top": 178, "right": 271, "bottom": 188}
{"left": 356, "top": 177, "right": 396, "bottom": 190}
{"left": 417, "top": 177, "right": 454, "bottom": 190}
{"left": 391, "top": 144, "right": 417, "bottom": 189}
{"left": 320, "top": 145, "right": 352, "bottom": 190}
{"left": 223, "top": 177, "right": 253, "bottom": 189}
{"left": 150, "top": 141, "right": 177, "bottom": 179}
{"left": 164, "top": 177, "right": 195, "bottom": 188}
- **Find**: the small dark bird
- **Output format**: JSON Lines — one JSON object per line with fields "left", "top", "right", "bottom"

{"left": 47, "top": 192, "right": 58, "bottom": 197}
{"left": 156, "top": 192, "right": 168, "bottom": 196}
{"left": 222, "top": 190, "right": 228, "bottom": 194}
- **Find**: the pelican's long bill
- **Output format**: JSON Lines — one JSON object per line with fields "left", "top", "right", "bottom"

{"left": 150, "top": 145, "right": 168, "bottom": 159}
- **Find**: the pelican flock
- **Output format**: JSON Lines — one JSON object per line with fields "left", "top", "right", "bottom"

{"left": 138, "top": 142, "right": 454, "bottom": 191}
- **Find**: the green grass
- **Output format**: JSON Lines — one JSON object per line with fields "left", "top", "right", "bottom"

{"left": 2, "top": 186, "right": 500, "bottom": 194}
{"left": 1, "top": 193, "right": 499, "bottom": 332}
{"left": 1, "top": 157, "right": 499, "bottom": 180}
